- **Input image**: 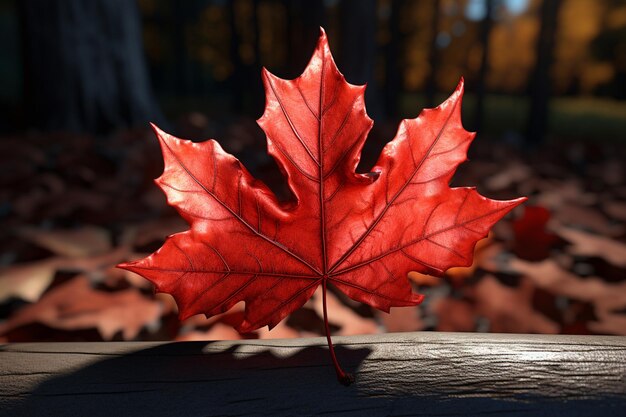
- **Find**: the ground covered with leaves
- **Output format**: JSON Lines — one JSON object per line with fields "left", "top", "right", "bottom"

{"left": 1, "top": 117, "right": 624, "bottom": 342}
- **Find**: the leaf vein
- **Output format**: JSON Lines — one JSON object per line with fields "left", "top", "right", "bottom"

{"left": 159, "top": 137, "right": 321, "bottom": 275}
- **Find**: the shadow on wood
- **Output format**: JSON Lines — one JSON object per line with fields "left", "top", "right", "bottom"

{"left": 1, "top": 332, "right": 625, "bottom": 416}
{"left": 1, "top": 341, "right": 371, "bottom": 416}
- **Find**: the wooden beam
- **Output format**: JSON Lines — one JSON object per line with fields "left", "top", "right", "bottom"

{"left": 1, "top": 332, "right": 625, "bottom": 416}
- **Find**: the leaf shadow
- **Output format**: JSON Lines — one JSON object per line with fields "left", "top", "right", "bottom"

{"left": 3, "top": 341, "right": 375, "bottom": 417}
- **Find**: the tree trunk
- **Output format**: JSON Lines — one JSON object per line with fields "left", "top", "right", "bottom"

{"left": 18, "top": 0, "right": 163, "bottom": 134}
{"left": 338, "top": 0, "right": 381, "bottom": 119}
{"left": 527, "top": 0, "right": 562, "bottom": 144}
{"left": 286, "top": 0, "right": 326, "bottom": 79}
{"left": 384, "top": 0, "right": 404, "bottom": 120}
{"left": 473, "top": 0, "right": 494, "bottom": 133}
{"left": 425, "top": 0, "right": 441, "bottom": 108}
{"left": 227, "top": 0, "right": 264, "bottom": 116}
{"left": 228, "top": 0, "right": 245, "bottom": 113}
{"left": 250, "top": 0, "right": 263, "bottom": 115}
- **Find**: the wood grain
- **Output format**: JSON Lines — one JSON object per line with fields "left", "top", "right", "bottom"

{"left": 1, "top": 332, "right": 625, "bottom": 416}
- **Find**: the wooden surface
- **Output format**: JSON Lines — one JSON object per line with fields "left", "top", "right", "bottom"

{"left": 1, "top": 332, "right": 625, "bottom": 416}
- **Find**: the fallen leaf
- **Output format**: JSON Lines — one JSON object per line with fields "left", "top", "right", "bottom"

{"left": 555, "top": 204, "right": 623, "bottom": 236}
{"left": 557, "top": 227, "right": 626, "bottom": 268}
{"left": 18, "top": 226, "right": 111, "bottom": 258}
{"left": 473, "top": 275, "right": 559, "bottom": 334}
{"left": 589, "top": 311, "right": 626, "bottom": 336}
{"left": 512, "top": 206, "right": 560, "bottom": 261}
{"left": 377, "top": 305, "right": 424, "bottom": 332}
{"left": 535, "top": 180, "right": 596, "bottom": 208}
{"left": 0, "top": 260, "right": 56, "bottom": 303}
{"left": 0, "top": 276, "right": 162, "bottom": 341}
{"left": 432, "top": 298, "right": 476, "bottom": 332}
{"left": 0, "top": 245, "right": 132, "bottom": 303}
{"left": 484, "top": 162, "right": 531, "bottom": 191}
{"left": 510, "top": 258, "right": 626, "bottom": 315}
{"left": 603, "top": 200, "right": 626, "bottom": 222}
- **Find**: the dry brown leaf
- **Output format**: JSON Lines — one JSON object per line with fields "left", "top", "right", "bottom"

{"left": 555, "top": 204, "right": 623, "bottom": 236}
{"left": 484, "top": 162, "right": 531, "bottom": 191}
{"left": 535, "top": 180, "right": 597, "bottom": 208}
{"left": 0, "top": 276, "right": 162, "bottom": 341}
{"left": 603, "top": 200, "right": 626, "bottom": 222}
{"left": 557, "top": 227, "right": 626, "bottom": 267}
{"left": 0, "top": 245, "right": 132, "bottom": 304}
{"left": 510, "top": 258, "right": 626, "bottom": 312}
{"left": 0, "top": 260, "right": 56, "bottom": 303}
{"left": 588, "top": 311, "right": 626, "bottom": 336}
{"left": 18, "top": 226, "right": 111, "bottom": 258}
{"left": 63, "top": 246, "right": 132, "bottom": 272}
{"left": 473, "top": 274, "right": 559, "bottom": 334}
{"left": 377, "top": 306, "right": 424, "bottom": 332}
{"left": 432, "top": 298, "right": 476, "bottom": 332}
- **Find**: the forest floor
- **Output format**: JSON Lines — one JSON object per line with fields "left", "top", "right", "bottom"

{"left": 0, "top": 115, "right": 625, "bottom": 342}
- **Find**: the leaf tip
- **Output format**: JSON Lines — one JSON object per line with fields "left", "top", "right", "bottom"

{"left": 513, "top": 196, "right": 529, "bottom": 208}
{"left": 315, "top": 26, "right": 332, "bottom": 59}
{"left": 116, "top": 261, "right": 135, "bottom": 272}
{"left": 149, "top": 122, "right": 165, "bottom": 137}
{"left": 451, "top": 77, "right": 466, "bottom": 102}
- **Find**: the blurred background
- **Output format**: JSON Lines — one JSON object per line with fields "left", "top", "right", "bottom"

{"left": 0, "top": 0, "right": 624, "bottom": 342}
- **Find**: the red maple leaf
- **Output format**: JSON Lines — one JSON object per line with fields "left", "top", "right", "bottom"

{"left": 119, "top": 29, "right": 525, "bottom": 384}
{"left": 512, "top": 205, "right": 560, "bottom": 261}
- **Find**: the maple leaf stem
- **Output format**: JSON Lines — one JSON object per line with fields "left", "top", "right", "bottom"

{"left": 322, "top": 279, "right": 354, "bottom": 386}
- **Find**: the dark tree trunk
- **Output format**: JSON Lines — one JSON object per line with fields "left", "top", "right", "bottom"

{"left": 228, "top": 0, "right": 245, "bottom": 113}
{"left": 250, "top": 0, "right": 263, "bottom": 115}
{"left": 338, "top": 0, "right": 381, "bottom": 119}
{"left": 18, "top": 0, "right": 163, "bottom": 134}
{"left": 172, "top": 2, "right": 191, "bottom": 96}
{"left": 286, "top": 0, "right": 326, "bottom": 79}
{"left": 473, "top": 0, "right": 495, "bottom": 133}
{"left": 527, "top": 0, "right": 562, "bottom": 144}
{"left": 425, "top": 0, "right": 441, "bottom": 108}
{"left": 384, "top": 0, "right": 404, "bottom": 120}
{"left": 228, "top": 0, "right": 264, "bottom": 116}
